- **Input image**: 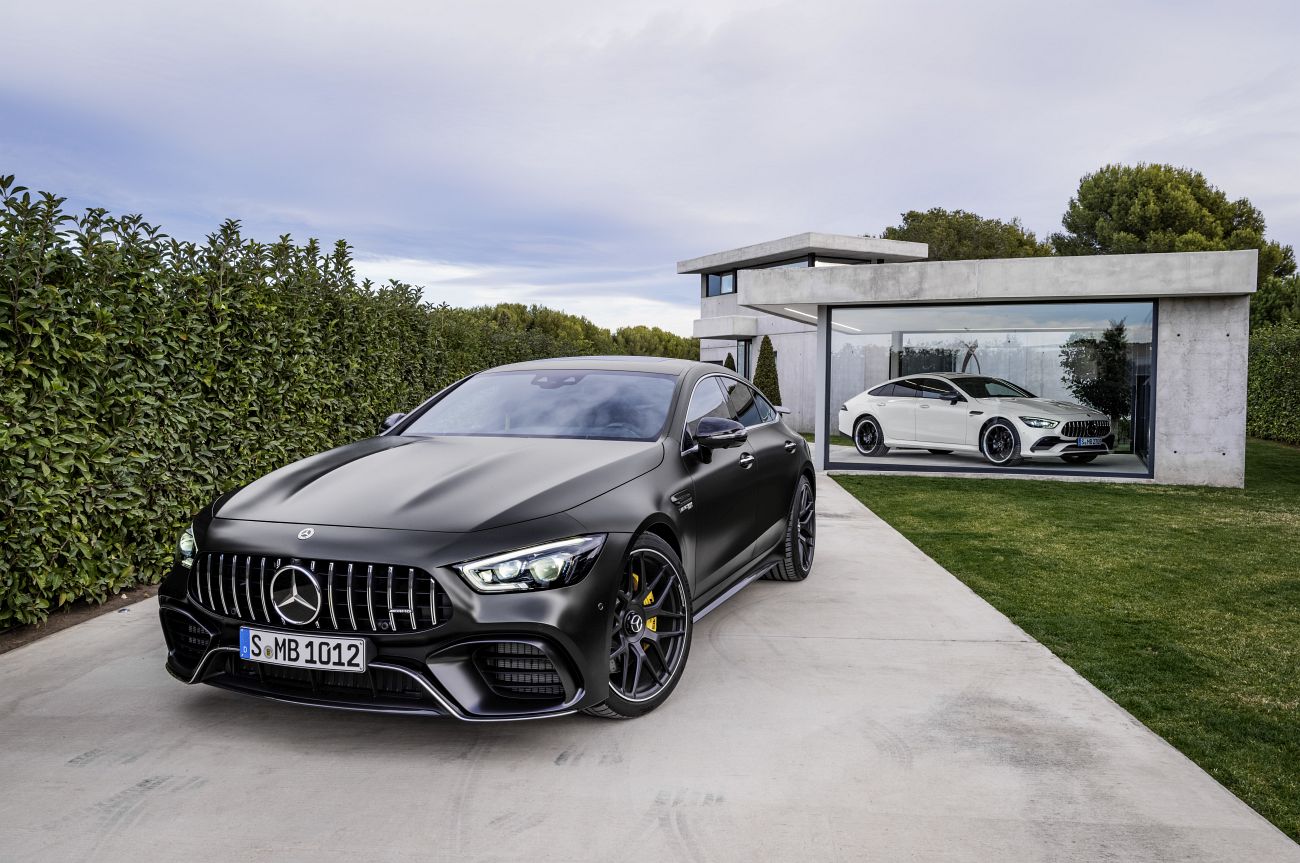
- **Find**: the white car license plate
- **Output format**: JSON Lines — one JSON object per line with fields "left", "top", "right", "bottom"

{"left": 1077, "top": 436, "right": 1104, "bottom": 447}
{"left": 239, "top": 627, "right": 367, "bottom": 673}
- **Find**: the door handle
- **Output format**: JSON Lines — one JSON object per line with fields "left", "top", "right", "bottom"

{"left": 783, "top": 440, "right": 797, "bottom": 454}
{"left": 738, "top": 452, "right": 755, "bottom": 469}
{"left": 919, "top": 404, "right": 931, "bottom": 409}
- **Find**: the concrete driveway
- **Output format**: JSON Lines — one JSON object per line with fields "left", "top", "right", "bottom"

{"left": 1, "top": 476, "right": 1295, "bottom": 862}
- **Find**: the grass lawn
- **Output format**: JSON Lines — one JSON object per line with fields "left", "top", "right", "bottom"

{"left": 834, "top": 439, "right": 1300, "bottom": 841}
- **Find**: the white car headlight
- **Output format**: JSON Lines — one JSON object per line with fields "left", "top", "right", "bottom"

{"left": 455, "top": 535, "right": 606, "bottom": 593}
{"left": 1018, "top": 416, "right": 1059, "bottom": 429}
{"left": 176, "top": 524, "right": 198, "bottom": 569}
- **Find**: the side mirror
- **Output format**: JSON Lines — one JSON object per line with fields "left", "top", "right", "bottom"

{"left": 381, "top": 412, "right": 406, "bottom": 433}
{"left": 695, "top": 416, "right": 748, "bottom": 449}
{"left": 774, "top": 405, "right": 791, "bottom": 415}
{"left": 947, "top": 394, "right": 964, "bottom": 404}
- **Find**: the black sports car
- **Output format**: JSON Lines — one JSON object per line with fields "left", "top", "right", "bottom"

{"left": 159, "top": 357, "right": 815, "bottom": 720}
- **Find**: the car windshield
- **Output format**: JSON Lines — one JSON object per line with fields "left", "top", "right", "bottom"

{"left": 956, "top": 376, "right": 1036, "bottom": 398}
{"left": 401, "top": 370, "right": 677, "bottom": 441}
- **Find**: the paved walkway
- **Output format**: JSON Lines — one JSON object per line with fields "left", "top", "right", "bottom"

{"left": 0, "top": 476, "right": 1295, "bottom": 861}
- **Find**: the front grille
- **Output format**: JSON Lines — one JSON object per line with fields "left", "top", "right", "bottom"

{"left": 161, "top": 610, "right": 213, "bottom": 668}
{"left": 221, "top": 656, "right": 428, "bottom": 705}
{"left": 189, "top": 553, "right": 452, "bottom": 633}
{"left": 474, "top": 643, "right": 565, "bottom": 700}
{"left": 1061, "top": 419, "right": 1110, "bottom": 438}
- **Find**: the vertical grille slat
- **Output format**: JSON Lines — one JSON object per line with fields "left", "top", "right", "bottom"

{"left": 366, "top": 565, "right": 377, "bottom": 631}
{"left": 259, "top": 557, "right": 270, "bottom": 622}
{"left": 217, "top": 554, "right": 229, "bottom": 614}
{"left": 387, "top": 565, "right": 397, "bottom": 632}
{"left": 327, "top": 562, "right": 338, "bottom": 629}
{"left": 189, "top": 553, "right": 448, "bottom": 634}
{"left": 407, "top": 567, "right": 417, "bottom": 631}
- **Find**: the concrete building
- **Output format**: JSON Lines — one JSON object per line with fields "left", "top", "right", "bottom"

{"left": 682, "top": 233, "right": 1256, "bottom": 486}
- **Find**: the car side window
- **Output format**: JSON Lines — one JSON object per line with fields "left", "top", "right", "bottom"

{"left": 753, "top": 390, "right": 778, "bottom": 423}
{"left": 893, "top": 379, "right": 922, "bottom": 398}
{"left": 867, "top": 383, "right": 896, "bottom": 397}
{"left": 721, "top": 378, "right": 765, "bottom": 427}
{"left": 914, "top": 378, "right": 953, "bottom": 400}
{"left": 684, "top": 377, "right": 734, "bottom": 442}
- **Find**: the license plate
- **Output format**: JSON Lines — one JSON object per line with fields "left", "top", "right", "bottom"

{"left": 1077, "top": 437, "right": 1104, "bottom": 447}
{"left": 239, "top": 627, "right": 367, "bottom": 673}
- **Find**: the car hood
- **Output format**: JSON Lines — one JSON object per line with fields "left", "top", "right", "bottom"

{"left": 980, "top": 397, "right": 1106, "bottom": 419}
{"left": 216, "top": 435, "right": 665, "bottom": 533}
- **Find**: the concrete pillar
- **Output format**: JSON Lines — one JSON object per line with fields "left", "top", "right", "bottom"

{"left": 813, "top": 306, "right": 829, "bottom": 470}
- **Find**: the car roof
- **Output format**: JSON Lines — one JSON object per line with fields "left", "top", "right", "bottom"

{"left": 486, "top": 355, "right": 704, "bottom": 376}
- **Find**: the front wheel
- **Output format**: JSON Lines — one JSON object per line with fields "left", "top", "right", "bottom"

{"left": 981, "top": 419, "right": 1024, "bottom": 466}
{"left": 584, "top": 533, "right": 693, "bottom": 719}
{"left": 767, "top": 474, "right": 815, "bottom": 582}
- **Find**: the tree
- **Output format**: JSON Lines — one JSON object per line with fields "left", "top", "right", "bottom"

{"left": 753, "top": 335, "right": 783, "bottom": 406}
{"left": 1051, "top": 163, "right": 1296, "bottom": 292}
{"left": 881, "top": 208, "right": 1054, "bottom": 260}
{"left": 1251, "top": 274, "right": 1300, "bottom": 329}
{"left": 723, "top": 352, "right": 736, "bottom": 371}
{"left": 1059, "top": 320, "right": 1133, "bottom": 422}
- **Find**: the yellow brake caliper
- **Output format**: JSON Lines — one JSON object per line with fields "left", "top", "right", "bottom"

{"left": 631, "top": 572, "right": 657, "bottom": 633}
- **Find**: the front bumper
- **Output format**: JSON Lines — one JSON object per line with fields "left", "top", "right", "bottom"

{"left": 159, "top": 523, "right": 630, "bottom": 721}
{"left": 1022, "top": 429, "right": 1116, "bottom": 458}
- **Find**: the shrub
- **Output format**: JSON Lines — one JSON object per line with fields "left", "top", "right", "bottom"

{"left": 753, "top": 335, "right": 782, "bottom": 405}
{"left": 0, "top": 176, "right": 694, "bottom": 626}
{"left": 1247, "top": 323, "right": 1300, "bottom": 445}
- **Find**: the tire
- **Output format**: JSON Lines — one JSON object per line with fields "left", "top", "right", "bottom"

{"left": 766, "top": 474, "right": 815, "bottom": 582}
{"left": 853, "top": 415, "right": 888, "bottom": 456}
{"left": 584, "top": 533, "right": 693, "bottom": 719}
{"left": 1061, "top": 453, "right": 1099, "bottom": 464}
{"left": 926, "top": 449, "right": 953, "bottom": 455}
{"left": 981, "top": 419, "right": 1024, "bottom": 467}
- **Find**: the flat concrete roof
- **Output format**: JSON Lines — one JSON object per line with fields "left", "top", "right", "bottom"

{"left": 737, "top": 249, "right": 1258, "bottom": 323}
{"left": 677, "top": 232, "right": 928, "bottom": 274}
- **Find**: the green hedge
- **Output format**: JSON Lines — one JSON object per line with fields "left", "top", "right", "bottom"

{"left": 0, "top": 176, "right": 696, "bottom": 626}
{"left": 1247, "top": 323, "right": 1300, "bottom": 445}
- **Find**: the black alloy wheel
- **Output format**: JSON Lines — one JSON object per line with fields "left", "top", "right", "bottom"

{"left": 981, "top": 420, "right": 1024, "bottom": 467}
{"left": 586, "top": 533, "right": 692, "bottom": 719}
{"left": 1061, "top": 453, "right": 1100, "bottom": 464}
{"left": 768, "top": 474, "right": 815, "bottom": 581}
{"left": 854, "top": 416, "right": 887, "bottom": 456}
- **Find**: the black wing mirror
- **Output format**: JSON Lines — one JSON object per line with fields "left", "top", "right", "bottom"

{"left": 695, "top": 416, "right": 748, "bottom": 449}
{"left": 381, "top": 412, "right": 406, "bottom": 433}
{"left": 947, "top": 393, "right": 964, "bottom": 404}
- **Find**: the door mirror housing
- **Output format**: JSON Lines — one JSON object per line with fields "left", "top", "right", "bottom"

{"left": 381, "top": 412, "right": 406, "bottom": 433}
{"left": 946, "top": 393, "right": 964, "bottom": 404}
{"left": 690, "top": 417, "right": 748, "bottom": 459}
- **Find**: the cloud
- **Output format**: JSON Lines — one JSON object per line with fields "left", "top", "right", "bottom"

{"left": 2, "top": 0, "right": 1298, "bottom": 338}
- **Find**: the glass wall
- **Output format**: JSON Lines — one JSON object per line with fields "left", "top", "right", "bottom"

{"left": 828, "top": 301, "right": 1155, "bottom": 475}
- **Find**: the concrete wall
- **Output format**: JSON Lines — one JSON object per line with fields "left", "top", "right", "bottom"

{"left": 1153, "top": 296, "right": 1250, "bottom": 487}
{"left": 697, "top": 292, "right": 816, "bottom": 431}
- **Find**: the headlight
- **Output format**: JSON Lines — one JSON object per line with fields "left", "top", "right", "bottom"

{"left": 455, "top": 535, "right": 606, "bottom": 593}
{"left": 839, "top": 404, "right": 847, "bottom": 411}
{"left": 176, "top": 524, "right": 198, "bottom": 569}
{"left": 1019, "top": 416, "right": 1059, "bottom": 429}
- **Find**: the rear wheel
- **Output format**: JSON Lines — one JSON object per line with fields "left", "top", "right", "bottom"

{"left": 981, "top": 419, "right": 1024, "bottom": 467}
{"left": 1061, "top": 453, "right": 1100, "bottom": 464}
{"left": 767, "top": 474, "right": 815, "bottom": 582}
{"left": 853, "top": 416, "right": 888, "bottom": 456}
{"left": 584, "top": 534, "right": 692, "bottom": 719}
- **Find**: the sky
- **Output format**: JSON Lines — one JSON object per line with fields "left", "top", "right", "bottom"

{"left": 3, "top": 0, "right": 1298, "bottom": 335}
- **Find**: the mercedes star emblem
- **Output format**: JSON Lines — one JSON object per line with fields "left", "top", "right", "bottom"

{"left": 297, "top": 527, "right": 315, "bottom": 540}
{"left": 269, "top": 565, "right": 323, "bottom": 626}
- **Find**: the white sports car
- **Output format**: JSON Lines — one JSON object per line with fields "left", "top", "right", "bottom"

{"left": 837, "top": 373, "right": 1114, "bottom": 466}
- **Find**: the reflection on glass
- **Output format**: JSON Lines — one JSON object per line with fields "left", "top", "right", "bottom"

{"left": 828, "top": 301, "right": 1154, "bottom": 474}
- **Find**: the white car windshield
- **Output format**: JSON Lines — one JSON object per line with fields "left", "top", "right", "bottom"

{"left": 956, "top": 377, "right": 1036, "bottom": 398}
{"left": 402, "top": 370, "right": 677, "bottom": 441}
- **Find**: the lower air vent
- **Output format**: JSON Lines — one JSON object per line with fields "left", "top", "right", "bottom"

{"left": 161, "top": 610, "right": 213, "bottom": 669}
{"left": 474, "top": 643, "right": 565, "bottom": 700}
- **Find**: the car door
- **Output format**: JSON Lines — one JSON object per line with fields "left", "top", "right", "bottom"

{"left": 720, "top": 377, "right": 795, "bottom": 547}
{"left": 683, "top": 376, "right": 757, "bottom": 593}
{"left": 913, "top": 378, "right": 969, "bottom": 445}
{"left": 877, "top": 379, "right": 920, "bottom": 442}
